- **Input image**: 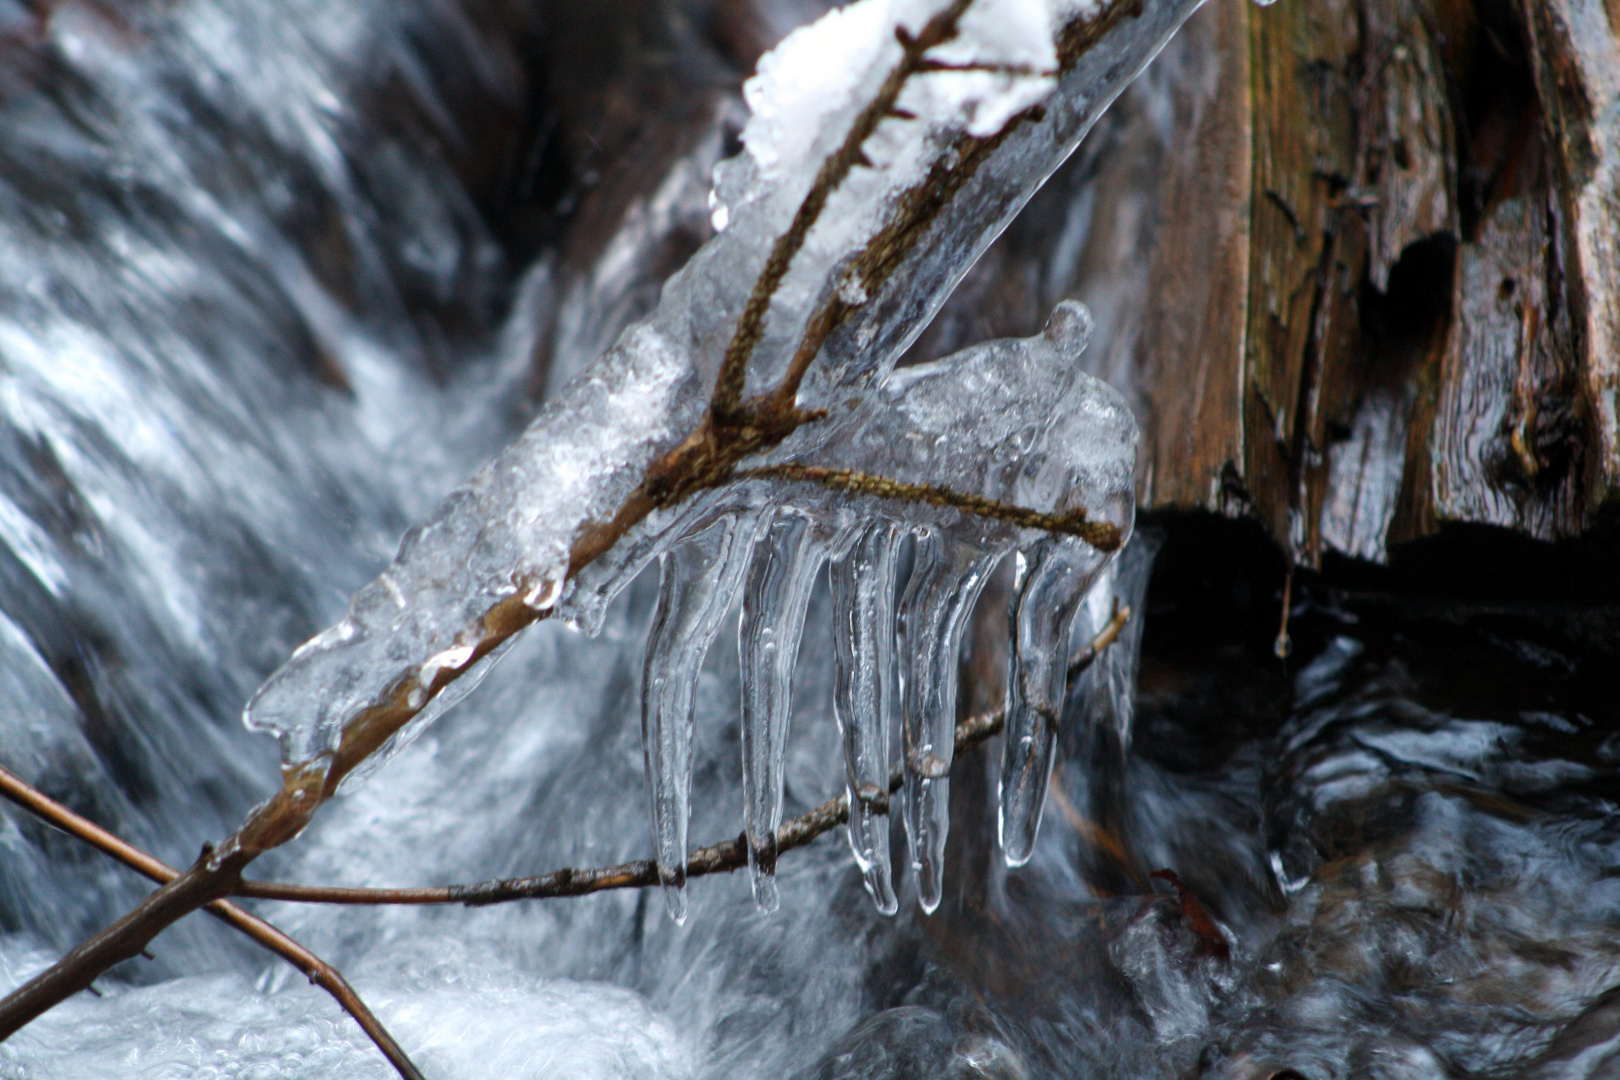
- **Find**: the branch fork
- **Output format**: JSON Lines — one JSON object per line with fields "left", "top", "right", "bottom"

{"left": 0, "top": 0, "right": 1171, "bottom": 1068}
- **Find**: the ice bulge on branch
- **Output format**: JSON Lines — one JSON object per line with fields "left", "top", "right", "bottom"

{"left": 242, "top": 0, "right": 1189, "bottom": 902}
{"left": 635, "top": 301, "right": 1136, "bottom": 918}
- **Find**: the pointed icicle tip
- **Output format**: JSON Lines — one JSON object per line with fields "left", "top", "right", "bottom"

{"left": 662, "top": 875, "right": 689, "bottom": 924}
{"left": 642, "top": 512, "right": 763, "bottom": 926}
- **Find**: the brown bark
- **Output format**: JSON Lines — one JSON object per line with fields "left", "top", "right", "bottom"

{"left": 924, "top": 0, "right": 1619, "bottom": 562}
{"left": 1201, "top": 0, "right": 1610, "bottom": 560}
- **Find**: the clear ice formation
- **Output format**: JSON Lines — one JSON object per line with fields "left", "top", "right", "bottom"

{"left": 999, "top": 537, "right": 1101, "bottom": 866}
{"left": 642, "top": 512, "right": 766, "bottom": 921}
{"left": 626, "top": 302, "right": 1136, "bottom": 917}
{"left": 738, "top": 512, "right": 823, "bottom": 914}
{"left": 829, "top": 522, "right": 903, "bottom": 914}
{"left": 243, "top": 0, "right": 1194, "bottom": 912}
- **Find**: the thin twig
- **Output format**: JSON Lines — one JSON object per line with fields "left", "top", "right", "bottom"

{"left": 234, "top": 605, "right": 1130, "bottom": 909}
{"left": 237, "top": 711, "right": 998, "bottom": 907}
{"left": 1068, "top": 598, "right": 1130, "bottom": 682}
{"left": 0, "top": 0, "right": 1140, "bottom": 1040}
{"left": 738, "top": 464, "right": 1123, "bottom": 551}
{"left": 709, "top": 0, "right": 976, "bottom": 421}
{"left": 637, "top": 0, "right": 986, "bottom": 515}
{"left": 913, "top": 59, "right": 1056, "bottom": 76}
{"left": 0, "top": 768, "right": 425, "bottom": 1080}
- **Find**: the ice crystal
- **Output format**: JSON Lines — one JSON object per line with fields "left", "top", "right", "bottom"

{"left": 244, "top": 0, "right": 1198, "bottom": 912}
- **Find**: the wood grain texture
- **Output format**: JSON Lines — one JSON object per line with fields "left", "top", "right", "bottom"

{"left": 1242, "top": 0, "right": 1364, "bottom": 561}
{"left": 1155, "top": 0, "right": 1612, "bottom": 561}
{"left": 1519, "top": 0, "right": 1620, "bottom": 510}
{"left": 1137, "top": 0, "right": 1252, "bottom": 515}
{"left": 1430, "top": 187, "right": 1587, "bottom": 539}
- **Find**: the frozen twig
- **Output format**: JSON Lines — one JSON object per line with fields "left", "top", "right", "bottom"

{"left": 234, "top": 716, "right": 946, "bottom": 907}
{"left": 739, "top": 464, "right": 1124, "bottom": 551}
{"left": 709, "top": 0, "right": 975, "bottom": 421}
{"left": 1069, "top": 597, "right": 1130, "bottom": 680}
{"left": 0, "top": 0, "right": 1191, "bottom": 1040}
{"left": 0, "top": 767, "right": 425, "bottom": 1080}
{"left": 628, "top": 0, "right": 1003, "bottom": 520}
{"left": 232, "top": 605, "right": 1130, "bottom": 909}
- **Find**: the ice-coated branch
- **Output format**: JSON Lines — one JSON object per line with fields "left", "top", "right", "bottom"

{"left": 0, "top": 768, "right": 424, "bottom": 1080}
{"left": 625, "top": 299, "right": 1139, "bottom": 915}
{"left": 243, "top": 0, "right": 1201, "bottom": 813}
{"left": 737, "top": 464, "right": 1123, "bottom": 550}
{"left": 226, "top": 602, "right": 1130, "bottom": 910}
{"left": 0, "top": 0, "right": 1202, "bottom": 1040}
{"left": 710, "top": 0, "right": 975, "bottom": 420}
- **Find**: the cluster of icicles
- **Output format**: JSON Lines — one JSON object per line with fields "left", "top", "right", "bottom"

{"left": 563, "top": 301, "right": 1138, "bottom": 919}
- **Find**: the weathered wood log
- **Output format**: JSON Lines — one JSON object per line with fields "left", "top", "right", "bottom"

{"left": 1519, "top": 0, "right": 1620, "bottom": 516}
{"left": 1162, "top": 0, "right": 1613, "bottom": 561}
{"left": 912, "top": 0, "right": 1619, "bottom": 563}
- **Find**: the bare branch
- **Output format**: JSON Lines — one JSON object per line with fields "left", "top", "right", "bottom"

{"left": 0, "top": 768, "right": 425, "bottom": 1080}
{"left": 913, "top": 59, "right": 1056, "bottom": 76}
{"left": 236, "top": 710, "right": 992, "bottom": 907}
{"left": 738, "top": 464, "right": 1124, "bottom": 551}
{"left": 1069, "top": 598, "right": 1130, "bottom": 681}
{"left": 709, "top": 0, "right": 976, "bottom": 421}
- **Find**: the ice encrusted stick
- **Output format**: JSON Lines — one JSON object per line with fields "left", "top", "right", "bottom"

{"left": 898, "top": 528, "right": 1001, "bottom": 914}
{"left": 241, "top": 0, "right": 1201, "bottom": 806}
{"left": 830, "top": 519, "right": 902, "bottom": 915}
{"left": 739, "top": 300, "right": 1134, "bottom": 907}
{"left": 738, "top": 510, "right": 825, "bottom": 914}
{"left": 998, "top": 536, "right": 1102, "bottom": 865}
{"left": 643, "top": 512, "right": 763, "bottom": 922}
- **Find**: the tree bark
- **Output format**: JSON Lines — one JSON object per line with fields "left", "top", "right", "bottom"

{"left": 916, "top": 0, "right": 1620, "bottom": 563}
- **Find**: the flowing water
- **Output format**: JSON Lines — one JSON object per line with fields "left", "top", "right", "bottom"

{"left": 1, "top": 1, "right": 1618, "bottom": 1078}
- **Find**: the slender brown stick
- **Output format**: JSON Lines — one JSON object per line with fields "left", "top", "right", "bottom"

{"left": 709, "top": 0, "right": 976, "bottom": 420}
{"left": 237, "top": 709, "right": 1001, "bottom": 907}
{"left": 738, "top": 464, "right": 1124, "bottom": 551}
{"left": 1274, "top": 562, "right": 1295, "bottom": 659}
{"left": 1069, "top": 598, "right": 1130, "bottom": 681}
{"left": 0, "top": 0, "right": 1135, "bottom": 1039}
{"left": 235, "top": 605, "right": 1130, "bottom": 909}
{"left": 0, "top": 768, "right": 425, "bottom": 1080}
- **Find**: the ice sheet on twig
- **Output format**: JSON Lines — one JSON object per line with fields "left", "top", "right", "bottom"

{"left": 632, "top": 304, "right": 1136, "bottom": 915}
{"left": 246, "top": 0, "right": 1197, "bottom": 800}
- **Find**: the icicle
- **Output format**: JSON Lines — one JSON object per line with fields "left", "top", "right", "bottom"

{"left": 998, "top": 537, "right": 1105, "bottom": 866}
{"left": 898, "top": 528, "right": 1001, "bottom": 914}
{"left": 737, "top": 510, "right": 824, "bottom": 914}
{"left": 555, "top": 492, "right": 726, "bottom": 638}
{"left": 829, "top": 520, "right": 902, "bottom": 915}
{"left": 1087, "top": 533, "right": 1161, "bottom": 753}
{"left": 1064, "top": 533, "right": 1160, "bottom": 891}
{"left": 642, "top": 511, "right": 760, "bottom": 923}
